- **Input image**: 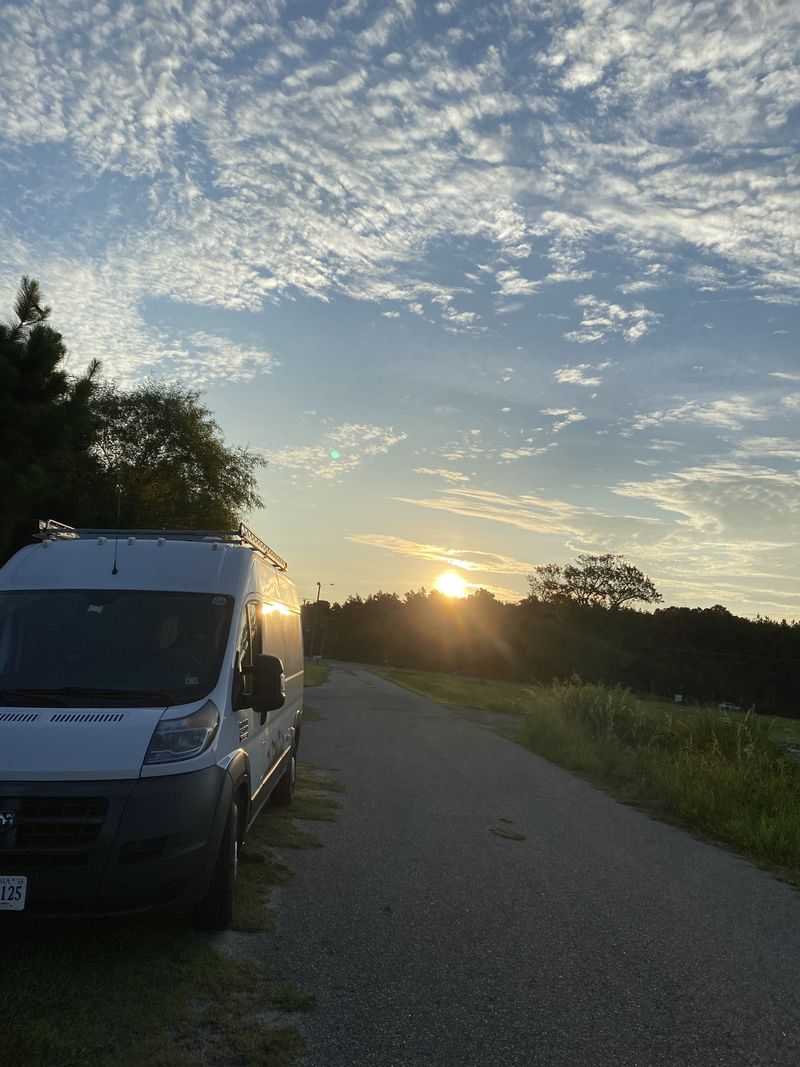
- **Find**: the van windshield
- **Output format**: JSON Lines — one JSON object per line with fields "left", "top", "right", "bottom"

{"left": 0, "top": 589, "right": 234, "bottom": 707}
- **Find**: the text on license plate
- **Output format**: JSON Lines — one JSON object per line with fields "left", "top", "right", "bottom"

{"left": 0, "top": 875, "right": 27, "bottom": 910}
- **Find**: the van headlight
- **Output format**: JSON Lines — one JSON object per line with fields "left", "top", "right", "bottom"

{"left": 144, "top": 700, "right": 220, "bottom": 764}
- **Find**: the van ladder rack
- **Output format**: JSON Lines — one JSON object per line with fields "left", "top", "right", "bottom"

{"left": 35, "top": 519, "right": 288, "bottom": 571}
{"left": 36, "top": 518, "right": 79, "bottom": 540}
{"left": 235, "top": 523, "right": 288, "bottom": 572}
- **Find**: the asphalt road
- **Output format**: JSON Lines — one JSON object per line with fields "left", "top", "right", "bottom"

{"left": 267, "top": 663, "right": 800, "bottom": 1066}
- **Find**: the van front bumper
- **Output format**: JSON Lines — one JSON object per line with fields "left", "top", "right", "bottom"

{"left": 0, "top": 766, "right": 233, "bottom": 915}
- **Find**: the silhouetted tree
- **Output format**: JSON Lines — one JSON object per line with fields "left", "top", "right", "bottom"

{"left": 528, "top": 553, "right": 662, "bottom": 609}
{"left": 0, "top": 277, "right": 99, "bottom": 559}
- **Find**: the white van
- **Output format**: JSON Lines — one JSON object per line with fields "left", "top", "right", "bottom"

{"left": 0, "top": 521, "right": 303, "bottom": 927}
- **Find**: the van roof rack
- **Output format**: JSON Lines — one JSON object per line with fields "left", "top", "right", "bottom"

{"left": 35, "top": 519, "right": 288, "bottom": 571}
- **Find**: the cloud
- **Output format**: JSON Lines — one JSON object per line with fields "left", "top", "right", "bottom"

{"left": 494, "top": 268, "right": 539, "bottom": 297}
{"left": 1, "top": 0, "right": 799, "bottom": 385}
{"left": 540, "top": 407, "right": 587, "bottom": 432}
{"left": 735, "top": 437, "right": 800, "bottom": 461}
{"left": 646, "top": 439, "right": 682, "bottom": 452}
{"left": 269, "top": 422, "right": 406, "bottom": 481}
{"left": 614, "top": 462, "right": 800, "bottom": 537}
{"left": 394, "top": 486, "right": 595, "bottom": 536}
{"left": 565, "top": 296, "right": 660, "bottom": 345}
{"left": 179, "top": 332, "right": 278, "bottom": 385}
{"left": 438, "top": 428, "right": 554, "bottom": 463}
{"left": 545, "top": 270, "right": 594, "bottom": 284}
{"left": 554, "top": 361, "right": 611, "bottom": 387}
{"left": 631, "top": 396, "right": 769, "bottom": 432}
{"left": 618, "top": 280, "right": 659, "bottom": 294}
{"left": 414, "top": 467, "right": 471, "bottom": 482}
{"left": 498, "top": 446, "right": 551, "bottom": 460}
{"left": 348, "top": 533, "right": 534, "bottom": 575}
{"left": 607, "top": 460, "right": 800, "bottom": 614}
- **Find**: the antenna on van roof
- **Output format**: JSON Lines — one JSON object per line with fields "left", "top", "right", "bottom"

{"left": 34, "top": 519, "right": 288, "bottom": 571}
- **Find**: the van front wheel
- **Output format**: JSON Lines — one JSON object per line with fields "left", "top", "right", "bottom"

{"left": 195, "top": 801, "right": 238, "bottom": 929}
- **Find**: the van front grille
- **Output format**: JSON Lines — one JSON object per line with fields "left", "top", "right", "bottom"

{"left": 0, "top": 852, "right": 89, "bottom": 868}
{"left": 0, "top": 795, "right": 108, "bottom": 851}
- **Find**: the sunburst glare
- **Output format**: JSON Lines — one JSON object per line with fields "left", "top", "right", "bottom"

{"left": 434, "top": 571, "right": 468, "bottom": 598}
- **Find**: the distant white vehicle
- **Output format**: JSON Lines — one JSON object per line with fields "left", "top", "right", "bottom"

{"left": 0, "top": 521, "right": 303, "bottom": 927}
{"left": 718, "top": 702, "right": 741, "bottom": 712}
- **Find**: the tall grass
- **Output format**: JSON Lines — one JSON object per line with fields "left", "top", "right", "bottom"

{"left": 522, "top": 681, "right": 800, "bottom": 883}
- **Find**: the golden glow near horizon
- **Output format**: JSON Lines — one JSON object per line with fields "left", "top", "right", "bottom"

{"left": 434, "top": 571, "right": 468, "bottom": 598}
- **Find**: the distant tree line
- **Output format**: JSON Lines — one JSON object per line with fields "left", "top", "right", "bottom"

{"left": 0, "top": 277, "right": 263, "bottom": 560}
{"left": 305, "top": 562, "right": 800, "bottom": 718}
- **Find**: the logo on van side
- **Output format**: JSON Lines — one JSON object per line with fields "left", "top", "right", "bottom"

{"left": 0, "top": 812, "right": 15, "bottom": 831}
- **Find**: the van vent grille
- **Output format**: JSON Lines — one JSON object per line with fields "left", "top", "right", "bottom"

{"left": 0, "top": 795, "right": 109, "bottom": 852}
{"left": 0, "top": 712, "right": 39, "bottom": 723}
{"left": 49, "top": 712, "right": 125, "bottom": 724}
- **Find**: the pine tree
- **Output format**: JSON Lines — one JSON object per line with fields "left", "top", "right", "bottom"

{"left": 0, "top": 277, "right": 99, "bottom": 559}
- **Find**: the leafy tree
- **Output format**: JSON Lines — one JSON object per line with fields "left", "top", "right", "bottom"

{"left": 528, "top": 553, "right": 662, "bottom": 610}
{"left": 89, "top": 379, "right": 265, "bottom": 529}
{"left": 0, "top": 277, "right": 99, "bottom": 559}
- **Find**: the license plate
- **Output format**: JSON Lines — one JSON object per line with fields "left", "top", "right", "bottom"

{"left": 0, "top": 875, "right": 27, "bottom": 911}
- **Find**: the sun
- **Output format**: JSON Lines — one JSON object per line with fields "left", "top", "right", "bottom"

{"left": 434, "top": 571, "right": 468, "bottom": 598}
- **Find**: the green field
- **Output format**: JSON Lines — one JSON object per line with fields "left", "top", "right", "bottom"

{"left": 375, "top": 667, "right": 800, "bottom": 888}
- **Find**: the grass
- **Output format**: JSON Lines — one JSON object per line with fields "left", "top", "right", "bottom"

{"left": 236, "top": 764, "right": 341, "bottom": 928}
{"left": 303, "top": 659, "right": 329, "bottom": 687}
{"left": 641, "top": 696, "right": 800, "bottom": 745}
{"left": 376, "top": 666, "right": 800, "bottom": 744}
{"left": 0, "top": 913, "right": 306, "bottom": 1067}
{"left": 378, "top": 667, "right": 800, "bottom": 888}
{"left": 0, "top": 764, "right": 341, "bottom": 1067}
{"left": 372, "top": 667, "right": 536, "bottom": 716}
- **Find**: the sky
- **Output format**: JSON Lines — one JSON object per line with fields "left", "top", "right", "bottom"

{"left": 1, "top": 0, "right": 799, "bottom": 617}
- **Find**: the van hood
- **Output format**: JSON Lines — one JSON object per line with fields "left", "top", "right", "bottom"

{"left": 0, "top": 707, "right": 167, "bottom": 781}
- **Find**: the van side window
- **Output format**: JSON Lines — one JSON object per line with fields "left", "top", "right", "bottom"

{"left": 247, "top": 602, "right": 264, "bottom": 660}
{"left": 238, "top": 602, "right": 264, "bottom": 701}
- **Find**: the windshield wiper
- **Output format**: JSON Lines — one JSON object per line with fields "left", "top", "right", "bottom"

{"left": 0, "top": 688, "right": 69, "bottom": 707}
{"left": 0, "top": 687, "right": 174, "bottom": 707}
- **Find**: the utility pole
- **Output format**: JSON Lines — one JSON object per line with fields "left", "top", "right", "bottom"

{"left": 309, "top": 581, "right": 333, "bottom": 658}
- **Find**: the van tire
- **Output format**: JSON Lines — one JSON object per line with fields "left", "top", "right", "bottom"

{"left": 270, "top": 747, "right": 296, "bottom": 807}
{"left": 194, "top": 801, "right": 238, "bottom": 929}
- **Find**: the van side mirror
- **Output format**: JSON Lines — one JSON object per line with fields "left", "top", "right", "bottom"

{"left": 250, "top": 654, "right": 286, "bottom": 713}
